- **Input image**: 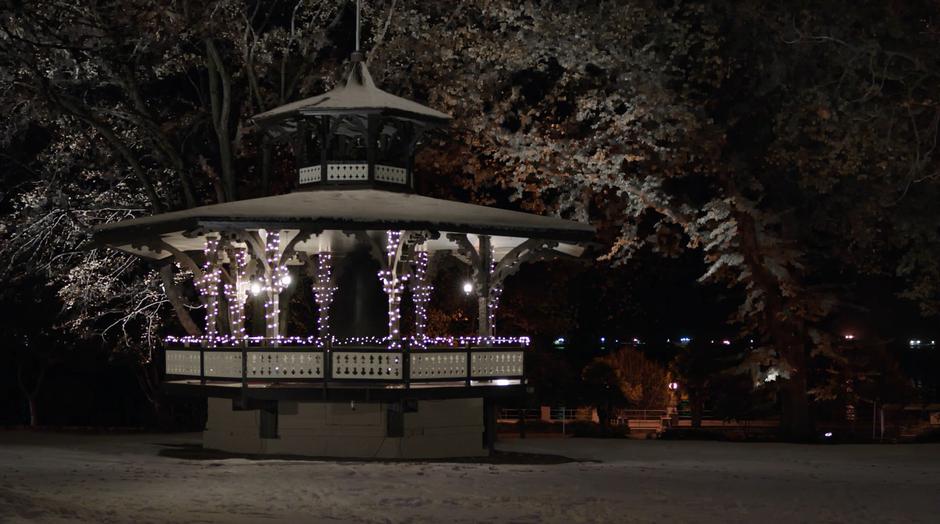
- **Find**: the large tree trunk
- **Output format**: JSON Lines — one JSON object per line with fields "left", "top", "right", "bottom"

{"left": 690, "top": 392, "right": 704, "bottom": 429}
{"left": 27, "top": 396, "right": 39, "bottom": 428}
{"left": 136, "top": 362, "right": 170, "bottom": 428}
{"left": 17, "top": 361, "right": 45, "bottom": 428}
{"left": 159, "top": 265, "right": 202, "bottom": 337}
{"left": 773, "top": 327, "right": 814, "bottom": 441}
{"left": 724, "top": 182, "right": 814, "bottom": 442}
{"left": 780, "top": 369, "right": 812, "bottom": 441}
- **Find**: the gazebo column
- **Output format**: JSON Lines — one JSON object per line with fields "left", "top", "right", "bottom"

{"left": 378, "top": 230, "right": 407, "bottom": 349}
{"left": 198, "top": 236, "right": 223, "bottom": 339}
{"left": 254, "top": 229, "right": 294, "bottom": 341}
{"left": 313, "top": 252, "right": 337, "bottom": 338}
{"left": 476, "top": 235, "right": 494, "bottom": 337}
{"left": 487, "top": 238, "right": 562, "bottom": 337}
{"left": 449, "top": 235, "right": 561, "bottom": 338}
{"left": 448, "top": 233, "right": 495, "bottom": 337}
{"left": 411, "top": 250, "right": 433, "bottom": 347}
{"left": 486, "top": 283, "right": 503, "bottom": 337}
{"left": 222, "top": 244, "right": 249, "bottom": 339}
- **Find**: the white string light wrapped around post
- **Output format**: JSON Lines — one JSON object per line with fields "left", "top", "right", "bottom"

{"left": 312, "top": 252, "right": 337, "bottom": 338}
{"left": 378, "top": 230, "right": 407, "bottom": 350}
{"left": 412, "top": 251, "right": 432, "bottom": 349}
{"left": 198, "top": 236, "right": 222, "bottom": 342}
{"left": 487, "top": 258, "right": 502, "bottom": 337}
{"left": 223, "top": 246, "right": 249, "bottom": 340}
{"left": 261, "top": 230, "right": 290, "bottom": 341}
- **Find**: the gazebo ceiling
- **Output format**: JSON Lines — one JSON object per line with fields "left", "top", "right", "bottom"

{"left": 93, "top": 189, "right": 593, "bottom": 260}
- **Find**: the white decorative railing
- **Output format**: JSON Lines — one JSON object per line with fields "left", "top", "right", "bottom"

{"left": 204, "top": 352, "right": 243, "bottom": 378}
{"left": 375, "top": 164, "right": 407, "bottom": 184}
{"left": 410, "top": 352, "right": 467, "bottom": 379}
{"left": 164, "top": 341, "right": 525, "bottom": 385}
{"left": 248, "top": 352, "right": 323, "bottom": 378}
{"left": 165, "top": 350, "right": 200, "bottom": 376}
{"left": 298, "top": 163, "right": 408, "bottom": 185}
{"left": 326, "top": 163, "right": 368, "bottom": 181}
{"left": 331, "top": 351, "right": 402, "bottom": 379}
{"left": 470, "top": 351, "right": 524, "bottom": 378}
{"left": 299, "top": 165, "right": 321, "bottom": 184}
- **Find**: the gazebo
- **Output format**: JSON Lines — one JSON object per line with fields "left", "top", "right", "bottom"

{"left": 92, "top": 52, "right": 593, "bottom": 458}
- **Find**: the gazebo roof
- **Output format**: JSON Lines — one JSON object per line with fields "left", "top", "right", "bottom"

{"left": 252, "top": 58, "right": 451, "bottom": 129}
{"left": 92, "top": 189, "right": 593, "bottom": 259}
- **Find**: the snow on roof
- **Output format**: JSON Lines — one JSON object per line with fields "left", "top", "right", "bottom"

{"left": 253, "top": 59, "right": 451, "bottom": 125}
{"left": 93, "top": 189, "right": 594, "bottom": 248}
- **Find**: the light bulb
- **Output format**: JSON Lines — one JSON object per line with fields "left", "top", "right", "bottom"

{"left": 462, "top": 281, "right": 473, "bottom": 294}
{"left": 280, "top": 274, "right": 292, "bottom": 287}
{"left": 249, "top": 281, "right": 263, "bottom": 296}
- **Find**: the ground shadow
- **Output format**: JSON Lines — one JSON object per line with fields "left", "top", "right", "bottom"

{"left": 156, "top": 442, "right": 587, "bottom": 465}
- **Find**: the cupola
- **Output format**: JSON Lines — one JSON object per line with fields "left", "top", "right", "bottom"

{"left": 252, "top": 53, "right": 450, "bottom": 191}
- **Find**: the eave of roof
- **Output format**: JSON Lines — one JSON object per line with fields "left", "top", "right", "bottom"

{"left": 92, "top": 189, "right": 594, "bottom": 247}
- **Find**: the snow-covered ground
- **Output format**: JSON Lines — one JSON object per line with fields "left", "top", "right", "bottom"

{"left": 1, "top": 431, "right": 938, "bottom": 523}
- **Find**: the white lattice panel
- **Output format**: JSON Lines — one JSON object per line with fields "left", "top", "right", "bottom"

{"left": 327, "top": 163, "right": 368, "bottom": 181}
{"left": 299, "top": 165, "right": 321, "bottom": 184}
{"left": 471, "top": 351, "right": 524, "bottom": 378}
{"left": 410, "top": 352, "right": 467, "bottom": 379}
{"left": 375, "top": 164, "right": 407, "bottom": 184}
{"left": 248, "top": 352, "right": 323, "bottom": 378}
{"left": 203, "top": 352, "right": 243, "bottom": 378}
{"left": 165, "top": 350, "right": 200, "bottom": 376}
{"left": 331, "top": 352, "right": 402, "bottom": 379}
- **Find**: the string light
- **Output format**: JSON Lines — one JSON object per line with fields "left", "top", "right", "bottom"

{"left": 378, "top": 230, "right": 407, "bottom": 350}
{"left": 222, "top": 245, "right": 249, "bottom": 340}
{"left": 412, "top": 251, "right": 433, "bottom": 349}
{"left": 171, "top": 230, "right": 536, "bottom": 353}
{"left": 164, "top": 335, "right": 531, "bottom": 348}
{"left": 196, "top": 236, "right": 222, "bottom": 340}
{"left": 260, "top": 230, "right": 291, "bottom": 340}
{"left": 312, "top": 252, "right": 337, "bottom": 337}
{"left": 487, "top": 259, "right": 502, "bottom": 336}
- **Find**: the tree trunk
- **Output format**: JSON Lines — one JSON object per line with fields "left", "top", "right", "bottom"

{"left": 27, "top": 396, "right": 39, "bottom": 428}
{"left": 160, "top": 265, "right": 202, "bottom": 336}
{"left": 725, "top": 186, "right": 814, "bottom": 442}
{"left": 780, "top": 370, "right": 812, "bottom": 441}
{"left": 17, "top": 361, "right": 45, "bottom": 428}
{"left": 136, "top": 362, "right": 170, "bottom": 428}
{"left": 205, "top": 39, "right": 236, "bottom": 202}
{"left": 597, "top": 401, "right": 610, "bottom": 430}
{"left": 690, "top": 393, "right": 704, "bottom": 429}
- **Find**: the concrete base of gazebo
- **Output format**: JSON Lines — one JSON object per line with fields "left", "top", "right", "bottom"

{"left": 203, "top": 397, "right": 487, "bottom": 459}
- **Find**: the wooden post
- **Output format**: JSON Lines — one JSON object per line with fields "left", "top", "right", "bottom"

{"left": 484, "top": 398, "right": 497, "bottom": 453}
{"left": 260, "top": 135, "right": 272, "bottom": 196}
{"left": 477, "top": 235, "right": 493, "bottom": 337}
{"left": 367, "top": 114, "right": 379, "bottom": 183}
{"left": 296, "top": 118, "right": 309, "bottom": 169}
{"left": 319, "top": 116, "right": 330, "bottom": 185}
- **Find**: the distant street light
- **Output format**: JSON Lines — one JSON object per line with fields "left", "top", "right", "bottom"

{"left": 462, "top": 281, "right": 473, "bottom": 295}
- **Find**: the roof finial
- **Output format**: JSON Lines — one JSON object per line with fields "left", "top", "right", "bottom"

{"left": 351, "top": 0, "right": 363, "bottom": 63}
{"left": 355, "top": 0, "right": 361, "bottom": 52}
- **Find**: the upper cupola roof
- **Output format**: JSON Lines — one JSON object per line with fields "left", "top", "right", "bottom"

{"left": 253, "top": 55, "right": 451, "bottom": 132}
